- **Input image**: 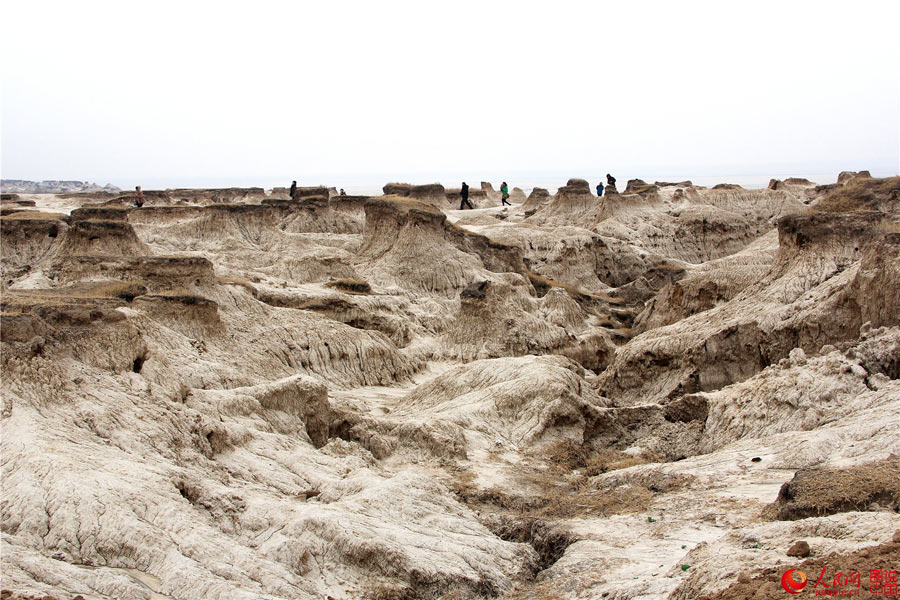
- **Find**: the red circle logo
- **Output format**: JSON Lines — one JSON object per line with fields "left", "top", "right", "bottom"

{"left": 781, "top": 569, "right": 808, "bottom": 594}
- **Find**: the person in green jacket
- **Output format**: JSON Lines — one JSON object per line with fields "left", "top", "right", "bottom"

{"left": 500, "top": 182, "right": 511, "bottom": 206}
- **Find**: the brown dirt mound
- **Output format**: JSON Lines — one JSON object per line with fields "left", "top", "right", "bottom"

{"left": 697, "top": 538, "right": 900, "bottom": 600}
{"left": 769, "top": 457, "right": 900, "bottom": 520}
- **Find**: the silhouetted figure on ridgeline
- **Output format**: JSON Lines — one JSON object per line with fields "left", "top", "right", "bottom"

{"left": 459, "top": 182, "right": 473, "bottom": 209}
{"left": 605, "top": 174, "right": 617, "bottom": 195}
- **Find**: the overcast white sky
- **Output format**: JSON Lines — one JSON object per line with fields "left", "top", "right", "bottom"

{"left": 1, "top": 0, "right": 898, "bottom": 189}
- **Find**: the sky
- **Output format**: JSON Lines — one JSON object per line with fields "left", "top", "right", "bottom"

{"left": 1, "top": 0, "right": 898, "bottom": 191}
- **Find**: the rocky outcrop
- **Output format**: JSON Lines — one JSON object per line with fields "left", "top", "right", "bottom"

{"left": 556, "top": 178, "right": 591, "bottom": 197}
{"left": 54, "top": 219, "right": 150, "bottom": 258}
{"left": 439, "top": 277, "right": 569, "bottom": 361}
{"left": 291, "top": 186, "right": 331, "bottom": 200}
{"left": 355, "top": 198, "right": 526, "bottom": 296}
{"left": 69, "top": 206, "right": 129, "bottom": 221}
{"left": 597, "top": 211, "right": 898, "bottom": 406}
{"left": 695, "top": 326, "right": 900, "bottom": 455}
{"left": 525, "top": 179, "right": 599, "bottom": 226}
{"left": 849, "top": 232, "right": 900, "bottom": 328}
{"left": 477, "top": 224, "right": 649, "bottom": 291}
{"left": 635, "top": 231, "right": 778, "bottom": 331}
{"left": 768, "top": 178, "right": 815, "bottom": 191}
{"left": 408, "top": 183, "right": 447, "bottom": 207}
{"left": 480, "top": 182, "right": 499, "bottom": 201}
{"left": 1, "top": 214, "right": 69, "bottom": 281}
{"left": 837, "top": 170, "right": 872, "bottom": 184}
{"left": 624, "top": 179, "right": 658, "bottom": 194}
{"left": 51, "top": 255, "right": 217, "bottom": 289}
{"left": 394, "top": 355, "right": 607, "bottom": 451}
{"left": 383, "top": 183, "right": 448, "bottom": 207}
{"left": 437, "top": 276, "right": 613, "bottom": 369}
{"left": 522, "top": 187, "right": 551, "bottom": 211}
{"left": 383, "top": 182, "right": 412, "bottom": 196}
{"left": 133, "top": 292, "right": 223, "bottom": 338}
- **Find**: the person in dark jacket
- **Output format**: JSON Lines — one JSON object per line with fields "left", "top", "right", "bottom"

{"left": 596, "top": 182, "right": 604, "bottom": 197}
{"left": 500, "top": 182, "right": 511, "bottom": 206}
{"left": 459, "top": 182, "right": 473, "bottom": 209}
{"left": 606, "top": 173, "right": 616, "bottom": 187}
{"left": 289, "top": 180, "right": 297, "bottom": 199}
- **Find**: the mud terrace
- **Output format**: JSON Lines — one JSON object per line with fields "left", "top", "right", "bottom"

{"left": 2, "top": 174, "right": 899, "bottom": 600}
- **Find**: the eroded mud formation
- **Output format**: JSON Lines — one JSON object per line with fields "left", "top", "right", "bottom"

{"left": 2, "top": 176, "right": 899, "bottom": 600}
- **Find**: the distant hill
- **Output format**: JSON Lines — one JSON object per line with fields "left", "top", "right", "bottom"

{"left": 0, "top": 179, "right": 121, "bottom": 194}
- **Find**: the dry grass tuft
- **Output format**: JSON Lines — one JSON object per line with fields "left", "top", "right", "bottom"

{"left": 537, "top": 484, "right": 655, "bottom": 519}
{"left": 324, "top": 279, "right": 372, "bottom": 295}
{"left": 1, "top": 281, "right": 147, "bottom": 315}
{"left": 624, "top": 184, "right": 657, "bottom": 195}
{"left": 542, "top": 440, "right": 660, "bottom": 476}
{"left": 363, "top": 583, "right": 416, "bottom": 600}
{"left": 527, "top": 271, "right": 582, "bottom": 297}
{"left": 485, "top": 236, "right": 517, "bottom": 250}
{"left": 217, "top": 276, "right": 258, "bottom": 294}
{"left": 445, "top": 442, "right": 670, "bottom": 522}
{"left": 814, "top": 176, "right": 900, "bottom": 213}
{"left": 152, "top": 287, "right": 195, "bottom": 298}
{"left": 876, "top": 220, "right": 900, "bottom": 233}
{"left": 378, "top": 194, "right": 443, "bottom": 215}
{"left": 293, "top": 299, "right": 332, "bottom": 311}
{"left": 768, "top": 456, "right": 900, "bottom": 520}
{"left": 7, "top": 281, "right": 146, "bottom": 303}
{"left": 447, "top": 219, "right": 469, "bottom": 233}
{"left": 1, "top": 210, "right": 68, "bottom": 221}
{"left": 527, "top": 271, "right": 624, "bottom": 305}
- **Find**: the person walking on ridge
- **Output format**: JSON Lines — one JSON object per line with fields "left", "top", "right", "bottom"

{"left": 459, "top": 182, "right": 473, "bottom": 210}
{"left": 500, "top": 182, "right": 511, "bottom": 206}
{"left": 289, "top": 180, "right": 297, "bottom": 199}
{"left": 134, "top": 186, "right": 144, "bottom": 208}
{"left": 596, "top": 181, "right": 604, "bottom": 197}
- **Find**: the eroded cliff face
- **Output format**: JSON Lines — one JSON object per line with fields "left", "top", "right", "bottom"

{"left": 2, "top": 176, "right": 899, "bottom": 600}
